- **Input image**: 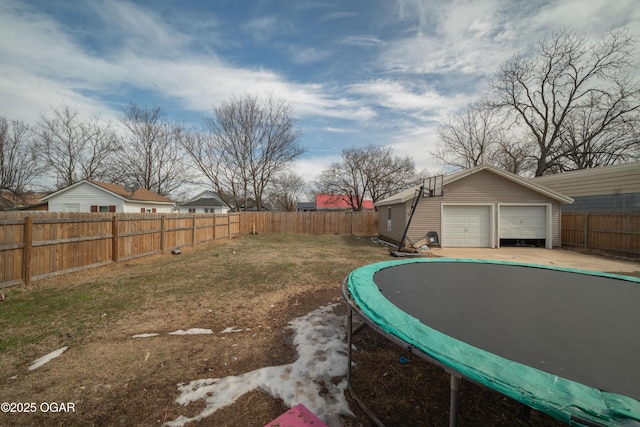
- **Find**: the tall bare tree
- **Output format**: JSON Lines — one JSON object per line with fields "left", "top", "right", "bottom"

{"left": 433, "top": 102, "right": 535, "bottom": 173}
{"left": 491, "top": 30, "right": 640, "bottom": 176}
{"left": 316, "top": 145, "right": 416, "bottom": 210}
{"left": 116, "top": 104, "right": 189, "bottom": 197}
{"left": 35, "top": 104, "right": 120, "bottom": 189}
{"left": 183, "top": 94, "right": 303, "bottom": 211}
{"left": 267, "top": 171, "right": 306, "bottom": 211}
{"left": 0, "top": 117, "right": 43, "bottom": 195}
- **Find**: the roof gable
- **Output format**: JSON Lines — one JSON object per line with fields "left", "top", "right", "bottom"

{"left": 376, "top": 164, "right": 573, "bottom": 206}
{"left": 181, "top": 190, "right": 227, "bottom": 207}
{"left": 42, "top": 180, "right": 175, "bottom": 204}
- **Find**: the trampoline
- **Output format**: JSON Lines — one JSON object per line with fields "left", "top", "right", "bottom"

{"left": 342, "top": 258, "right": 640, "bottom": 427}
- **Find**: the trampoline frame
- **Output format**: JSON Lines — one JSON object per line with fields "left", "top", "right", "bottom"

{"left": 342, "top": 259, "right": 640, "bottom": 427}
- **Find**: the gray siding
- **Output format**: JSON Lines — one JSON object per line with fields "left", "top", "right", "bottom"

{"left": 378, "top": 204, "right": 407, "bottom": 243}
{"left": 533, "top": 162, "right": 640, "bottom": 197}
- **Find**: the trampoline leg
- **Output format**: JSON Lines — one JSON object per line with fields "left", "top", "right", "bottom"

{"left": 347, "top": 307, "right": 353, "bottom": 386}
{"left": 449, "top": 372, "right": 461, "bottom": 427}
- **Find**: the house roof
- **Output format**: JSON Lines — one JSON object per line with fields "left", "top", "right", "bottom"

{"left": 315, "top": 194, "right": 375, "bottom": 210}
{"left": 41, "top": 180, "right": 175, "bottom": 204}
{"left": 375, "top": 164, "right": 574, "bottom": 207}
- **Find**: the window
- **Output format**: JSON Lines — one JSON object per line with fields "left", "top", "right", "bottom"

{"left": 140, "top": 208, "right": 157, "bottom": 213}
{"left": 91, "top": 205, "right": 116, "bottom": 213}
{"left": 188, "top": 208, "right": 196, "bottom": 213}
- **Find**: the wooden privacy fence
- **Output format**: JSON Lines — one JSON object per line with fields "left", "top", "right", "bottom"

{"left": 0, "top": 212, "right": 240, "bottom": 289}
{"left": 561, "top": 212, "right": 640, "bottom": 257}
{"left": 238, "top": 211, "right": 378, "bottom": 235}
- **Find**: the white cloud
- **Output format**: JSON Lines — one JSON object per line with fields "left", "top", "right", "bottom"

{"left": 348, "top": 79, "right": 468, "bottom": 114}
{"left": 291, "top": 155, "right": 341, "bottom": 184}
{"left": 341, "top": 35, "right": 384, "bottom": 48}
{"left": 241, "top": 15, "right": 280, "bottom": 42}
{"left": 91, "top": 0, "right": 192, "bottom": 54}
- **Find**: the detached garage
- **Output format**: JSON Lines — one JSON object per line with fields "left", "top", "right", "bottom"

{"left": 377, "top": 164, "right": 573, "bottom": 249}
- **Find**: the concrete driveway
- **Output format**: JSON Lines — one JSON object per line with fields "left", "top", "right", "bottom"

{"left": 429, "top": 247, "right": 640, "bottom": 275}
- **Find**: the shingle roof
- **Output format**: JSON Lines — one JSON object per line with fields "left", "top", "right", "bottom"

{"left": 88, "top": 181, "right": 174, "bottom": 203}
{"left": 42, "top": 180, "right": 175, "bottom": 204}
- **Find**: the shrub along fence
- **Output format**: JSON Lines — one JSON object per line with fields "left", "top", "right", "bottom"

{"left": 0, "top": 212, "right": 240, "bottom": 289}
{"left": 561, "top": 211, "right": 640, "bottom": 258}
{"left": 0, "top": 210, "right": 378, "bottom": 288}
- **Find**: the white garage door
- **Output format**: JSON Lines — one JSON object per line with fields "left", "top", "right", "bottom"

{"left": 442, "top": 206, "right": 491, "bottom": 247}
{"left": 499, "top": 206, "right": 546, "bottom": 239}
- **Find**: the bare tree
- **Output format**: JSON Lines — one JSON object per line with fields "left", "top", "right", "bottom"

{"left": 491, "top": 30, "right": 640, "bottom": 176}
{"left": 35, "top": 104, "right": 120, "bottom": 189}
{"left": 0, "top": 117, "right": 43, "bottom": 195}
{"left": 183, "top": 94, "right": 303, "bottom": 211}
{"left": 316, "top": 145, "right": 416, "bottom": 210}
{"left": 116, "top": 104, "right": 190, "bottom": 197}
{"left": 267, "top": 171, "right": 307, "bottom": 211}
{"left": 434, "top": 103, "right": 519, "bottom": 171}
{"left": 558, "top": 81, "right": 640, "bottom": 170}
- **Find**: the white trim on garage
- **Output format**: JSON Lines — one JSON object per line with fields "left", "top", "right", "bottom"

{"left": 498, "top": 203, "right": 552, "bottom": 249}
{"left": 441, "top": 204, "right": 494, "bottom": 248}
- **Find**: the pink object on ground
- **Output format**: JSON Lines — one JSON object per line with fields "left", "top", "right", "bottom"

{"left": 264, "top": 403, "right": 328, "bottom": 427}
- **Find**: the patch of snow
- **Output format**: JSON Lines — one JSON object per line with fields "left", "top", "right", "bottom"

{"left": 168, "top": 329, "right": 213, "bottom": 336}
{"left": 132, "top": 333, "right": 160, "bottom": 338}
{"left": 164, "top": 304, "right": 352, "bottom": 427}
{"left": 220, "top": 326, "right": 243, "bottom": 333}
{"left": 28, "top": 346, "right": 68, "bottom": 371}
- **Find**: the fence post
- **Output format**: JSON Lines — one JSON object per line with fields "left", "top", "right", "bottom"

{"left": 228, "top": 213, "right": 232, "bottom": 238}
{"left": 584, "top": 213, "right": 590, "bottom": 249}
{"left": 192, "top": 215, "right": 197, "bottom": 246}
{"left": 160, "top": 215, "right": 166, "bottom": 252}
{"left": 112, "top": 215, "right": 119, "bottom": 262}
{"left": 22, "top": 216, "right": 33, "bottom": 286}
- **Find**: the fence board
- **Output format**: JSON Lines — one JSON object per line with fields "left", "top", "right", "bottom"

{"left": 0, "top": 211, "right": 374, "bottom": 288}
{"left": 561, "top": 212, "right": 640, "bottom": 257}
{"left": 238, "top": 211, "right": 378, "bottom": 235}
{"left": 0, "top": 212, "right": 241, "bottom": 289}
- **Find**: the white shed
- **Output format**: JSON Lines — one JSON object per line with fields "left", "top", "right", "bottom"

{"left": 42, "top": 180, "right": 175, "bottom": 213}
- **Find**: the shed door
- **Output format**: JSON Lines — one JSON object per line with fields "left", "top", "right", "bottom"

{"left": 499, "top": 206, "right": 546, "bottom": 239}
{"left": 442, "top": 206, "right": 491, "bottom": 247}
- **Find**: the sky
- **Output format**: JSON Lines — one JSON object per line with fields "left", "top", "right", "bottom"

{"left": 1, "top": 0, "right": 640, "bottom": 184}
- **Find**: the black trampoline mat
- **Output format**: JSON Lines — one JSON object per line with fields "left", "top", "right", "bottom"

{"left": 373, "top": 262, "right": 640, "bottom": 400}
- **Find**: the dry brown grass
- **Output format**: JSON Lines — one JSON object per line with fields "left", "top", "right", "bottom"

{"left": 1, "top": 234, "right": 564, "bottom": 426}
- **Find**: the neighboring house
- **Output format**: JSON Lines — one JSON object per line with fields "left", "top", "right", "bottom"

{"left": 176, "top": 190, "right": 230, "bottom": 214}
{"left": 296, "top": 202, "right": 316, "bottom": 212}
{"left": 376, "top": 164, "right": 573, "bottom": 249}
{"left": 532, "top": 161, "right": 640, "bottom": 212}
{"left": 41, "top": 180, "right": 175, "bottom": 213}
{"left": 314, "top": 194, "right": 375, "bottom": 211}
